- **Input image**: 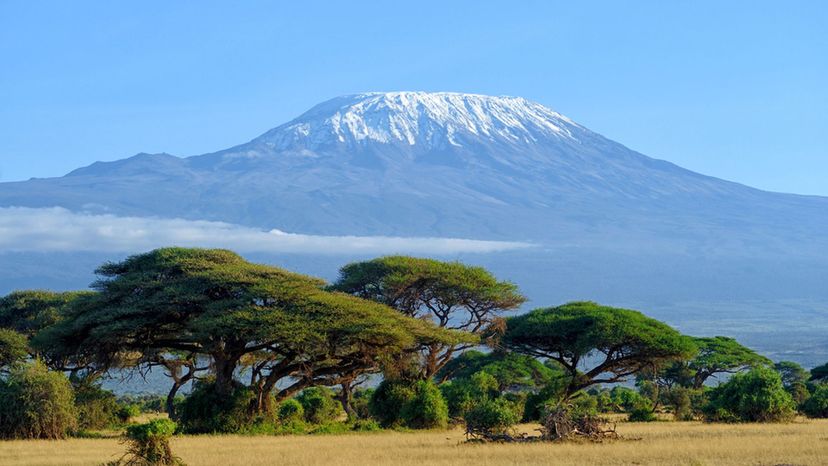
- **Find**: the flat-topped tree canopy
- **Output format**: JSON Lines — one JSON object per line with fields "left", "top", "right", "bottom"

{"left": 688, "top": 336, "right": 771, "bottom": 388}
{"left": 35, "top": 248, "right": 468, "bottom": 411}
{"left": 501, "top": 301, "right": 697, "bottom": 398}
{"left": 330, "top": 255, "right": 524, "bottom": 379}
{"left": 0, "top": 290, "right": 93, "bottom": 339}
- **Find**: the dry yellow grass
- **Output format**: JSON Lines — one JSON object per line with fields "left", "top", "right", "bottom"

{"left": 1, "top": 419, "right": 827, "bottom": 466}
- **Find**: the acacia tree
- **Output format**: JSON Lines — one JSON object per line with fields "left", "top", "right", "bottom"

{"left": 36, "top": 248, "right": 462, "bottom": 415}
{"left": 436, "top": 350, "right": 562, "bottom": 391}
{"left": 501, "top": 301, "right": 697, "bottom": 399}
{"left": 685, "top": 336, "right": 770, "bottom": 389}
{"left": 330, "top": 256, "right": 525, "bottom": 380}
{"left": 0, "top": 290, "right": 101, "bottom": 378}
{"left": 810, "top": 363, "right": 828, "bottom": 383}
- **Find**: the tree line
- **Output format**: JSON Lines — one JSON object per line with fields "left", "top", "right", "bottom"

{"left": 1, "top": 247, "right": 827, "bottom": 441}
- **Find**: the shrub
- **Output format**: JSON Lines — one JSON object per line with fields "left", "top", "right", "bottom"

{"left": 277, "top": 398, "right": 305, "bottom": 423}
{"left": 176, "top": 380, "right": 258, "bottom": 433}
{"left": 441, "top": 371, "right": 499, "bottom": 419}
{"left": 802, "top": 385, "right": 828, "bottom": 418}
{"left": 296, "top": 387, "right": 341, "bottom": 424}
{"left": 463, "top": 398, "right": 520, "bottom": 436}
{"left": 628, "top": 405, "right": 657, "bottom": 422}
{"left": 118, "top": 404, "right": 142, "bottom": 423}
{"left": 351, "top": 388, "right": 374, "bottom": 419}
{"left": 0, "top": 361, "right": 77, "bottom": 439}
{"left": 523, "top": 382, "right": 566, "bottom": 422}
{"left": 665, "top": 387, "right": 694, "bottom": 420}
{"left": 369, "top": 380, "right": 415, "bottom": 427}
{"left": 400, "top": 380, "right": 449, "bottom": 429}
{"left": 119, "top": 418, "right": 183, "bottom": 465}
{"left": 703, "top": 367, "right": 796, "bottom": 423}
{"left": 350, "top": 418, "right": 382, "bottom": 432}
{"left": 74, "top": 379, "right": 120, "bottom": 430}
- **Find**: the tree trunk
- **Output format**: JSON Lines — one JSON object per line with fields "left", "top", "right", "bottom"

{"left": 166, "top": 382, "right": 182, "bottom": 418}
{"left": 338, "top": 380, "right": 356, "bottom": 419}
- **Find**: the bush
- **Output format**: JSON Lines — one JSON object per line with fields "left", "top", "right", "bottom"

{"left": 441, "top": 371, "right": 499, "bottom": 419}
{"left": 628, "top": 405, "right": 657, "bottom": 422}
{"left": 350, "top": 418, "right": 381, "bottom": 432}
{"left": 176, "top": 380, "right": 258, "bottom": 433}
{"left": 802, "top": 385, "right": 828, "bottom": 418}
{"left": 118, "top": 404, "right": 142, "bottom": 423}
{"left": 277, "top": 398, "right": 305, "bottom": 423}
{"left": 119, "top": 418, "right": 183, "bottom": 465}
{"left": 523, "top": 382, "right": 566, "bottom": 422}
{"left": 400, "top": 380, "right": 449, "bottom": 429}
{"left": 296, "top": 387, "right": 341, "bottom": 424}
{"left": 703, "top": 367, "right": 796, "bottom": 423}
{"left": 665, "top": 387, "right": 695, "bottom": 421}
{"left": 351, "top": 388, "right": 374, "bottom": 419}
{"left": 74, "top": 379, "right": 120, "bottom": 430}
{"left": 369, "top": 380, "right": 415, "bottom": 427}
{"left": 463, "top": 398, "right": 520, "bottom": 436}
{"left": 0, "top": 361, "right": 77, "bottom": 439}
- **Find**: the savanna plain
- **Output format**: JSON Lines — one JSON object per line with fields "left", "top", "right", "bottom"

{"left": 2, "top": 419, "right": 827, "bottom": 466}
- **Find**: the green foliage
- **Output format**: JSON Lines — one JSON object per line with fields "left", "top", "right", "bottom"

{"left": 277, "top": 398, "right": 305, "bottom": 423}
{"left": 440, "top": 371, "right": 500, "bottom": 419}
{"left": 122, "top": 418, "right": 183, "bottom": 465}
{"left": 369, "top": 380, "right": 415, "bottom": 427}
{"left": 437, "top": 350, "right": 560, "bottom": 391}
{"left": 350, "top": 388, "right": 374, "bottom": 419}
{"left": 349, "top": 418, "right": 382, "bottom": 432}
{"left": 36, "top": 248, "right": 460, "bottom": 415}
{"left": 523, "top": 380, "right": 568, "bottom": 421}
{"left": 774, "top": 361, "right": 809, "bottom": 389}
{"left": 463, "top": 398, "right": 521, "bottom": 435}
{"left": 176, "top": 380, "right": 259, "bottom": 434}
{"left": 331, "top": 256, "right": 520, "bottom": 378}
{"left": 73, "top": 378, "right": 120, "bottom": 430}
{"left": 400, "top": 380, "right": 449, "bottom": 429}
{"left": 688, "top": 336, "right": 771, "bottom": 388}
{"left": 0, "top": 361, "right": 77, "bottom": 439}
{"left": 628, "top": 398, "right": 657, "bottom": 422}
{"left": 703, "top": 366, "right": 796, "bottom": 423}
{"left": 0, "top": 290, "right": 92, "bottom": 338}
{"left": 296, "top": 387, "right": 341, "bottom": 424}
{"left": 801, "top": 385, "right": 828, "bottom": 418}
{"left": 503, "top": 302, "right": 697, "bottom": 397}
{"left": 118, "top": 404, "right": 142, "bottom": 423}
{"left": 810, "top": 362, "right": 828, "bottom": 382}
{"left": 0, "top": 328, "right": 28, "bottom": 370}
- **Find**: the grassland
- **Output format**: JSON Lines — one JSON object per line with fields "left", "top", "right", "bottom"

{"left": 1, "top": 419, "right": 827, "bottom": 466}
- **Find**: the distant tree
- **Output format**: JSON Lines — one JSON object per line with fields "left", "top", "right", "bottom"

{"left": 501, "top": 302, "right": 697, "bottom": 399}
{"left": 802, "top": 385, "right": 828, "bottom": 418}
{"left": 774, "top": 361, "right": 809, "bottom": 389}
{"left": 686, "top": 336, "right": 771, "bottom": 389}
{"left": 810, "top": 362, "right": 828, "bottom": 383}
{"left": 0, "top": 328, "right": 28, "bottom": 372}
{"left": 36, "top": 248, "right": 460, "bottom": 417}
{"left": 436, "top": 350, "right": 562, "bottom": 391}
{"left": 0, "top": 290, "right": 99, "bottom": 377}
{"left": 330, "top": 256, "right": 524, "bottom": 379}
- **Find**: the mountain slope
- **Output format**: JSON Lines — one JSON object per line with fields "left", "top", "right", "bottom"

{"left": 2, "top": 91, "right": 825, "bottom": 258}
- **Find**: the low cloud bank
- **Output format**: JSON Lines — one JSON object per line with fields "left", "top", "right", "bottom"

{"left": 0, "top": 207, "right": 531, "bottom": 255}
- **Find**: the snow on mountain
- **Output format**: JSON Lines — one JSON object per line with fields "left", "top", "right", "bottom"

{"left": 255, "top": 92, "right": 581, "bottom": 151}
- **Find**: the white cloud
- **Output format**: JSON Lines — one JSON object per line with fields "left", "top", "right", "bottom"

{"left": 0, "top": 207, "right": 531, "bottom": 255}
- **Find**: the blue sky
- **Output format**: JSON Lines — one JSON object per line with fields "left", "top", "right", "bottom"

{"left": 1, "top": 1, "right": 826, "bottom": 195}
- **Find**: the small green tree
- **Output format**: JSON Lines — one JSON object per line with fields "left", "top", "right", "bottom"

{"left": 277, "top": 398, "right": 305, "bottom": 423}
{"left": 369, "top": 380, "right": 415, "bottom": 427}
{"left": 440, "top": 371, "right": 500, "bottom": 418}
{"left": 0, "top": 361, "right": 77, "bottom": 439}
{"left": 463, "top": 398, "right": 521, "bottom": 437}
{"left": 400, "top": 380, "right": 449, "bottom": 429}
{"left": 175, "top": 380, "right": 258, "bottom": 434}
{"left": 801, "top": 385, "right": 828, "bottom": 418}
{"left": 703, "top": 366, "right": 796, "bottom": 423}
{"left": 74, "top": 377, "right": 120, "bottom": 430}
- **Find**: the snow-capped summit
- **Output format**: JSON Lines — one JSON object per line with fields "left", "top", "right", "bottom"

{"left": 253, "top": 92, "right": 583, "bottom": 152}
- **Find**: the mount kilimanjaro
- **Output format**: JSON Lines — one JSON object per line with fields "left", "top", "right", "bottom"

{"left": 1, "top": 92, "right": 827, "bottom": 363}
